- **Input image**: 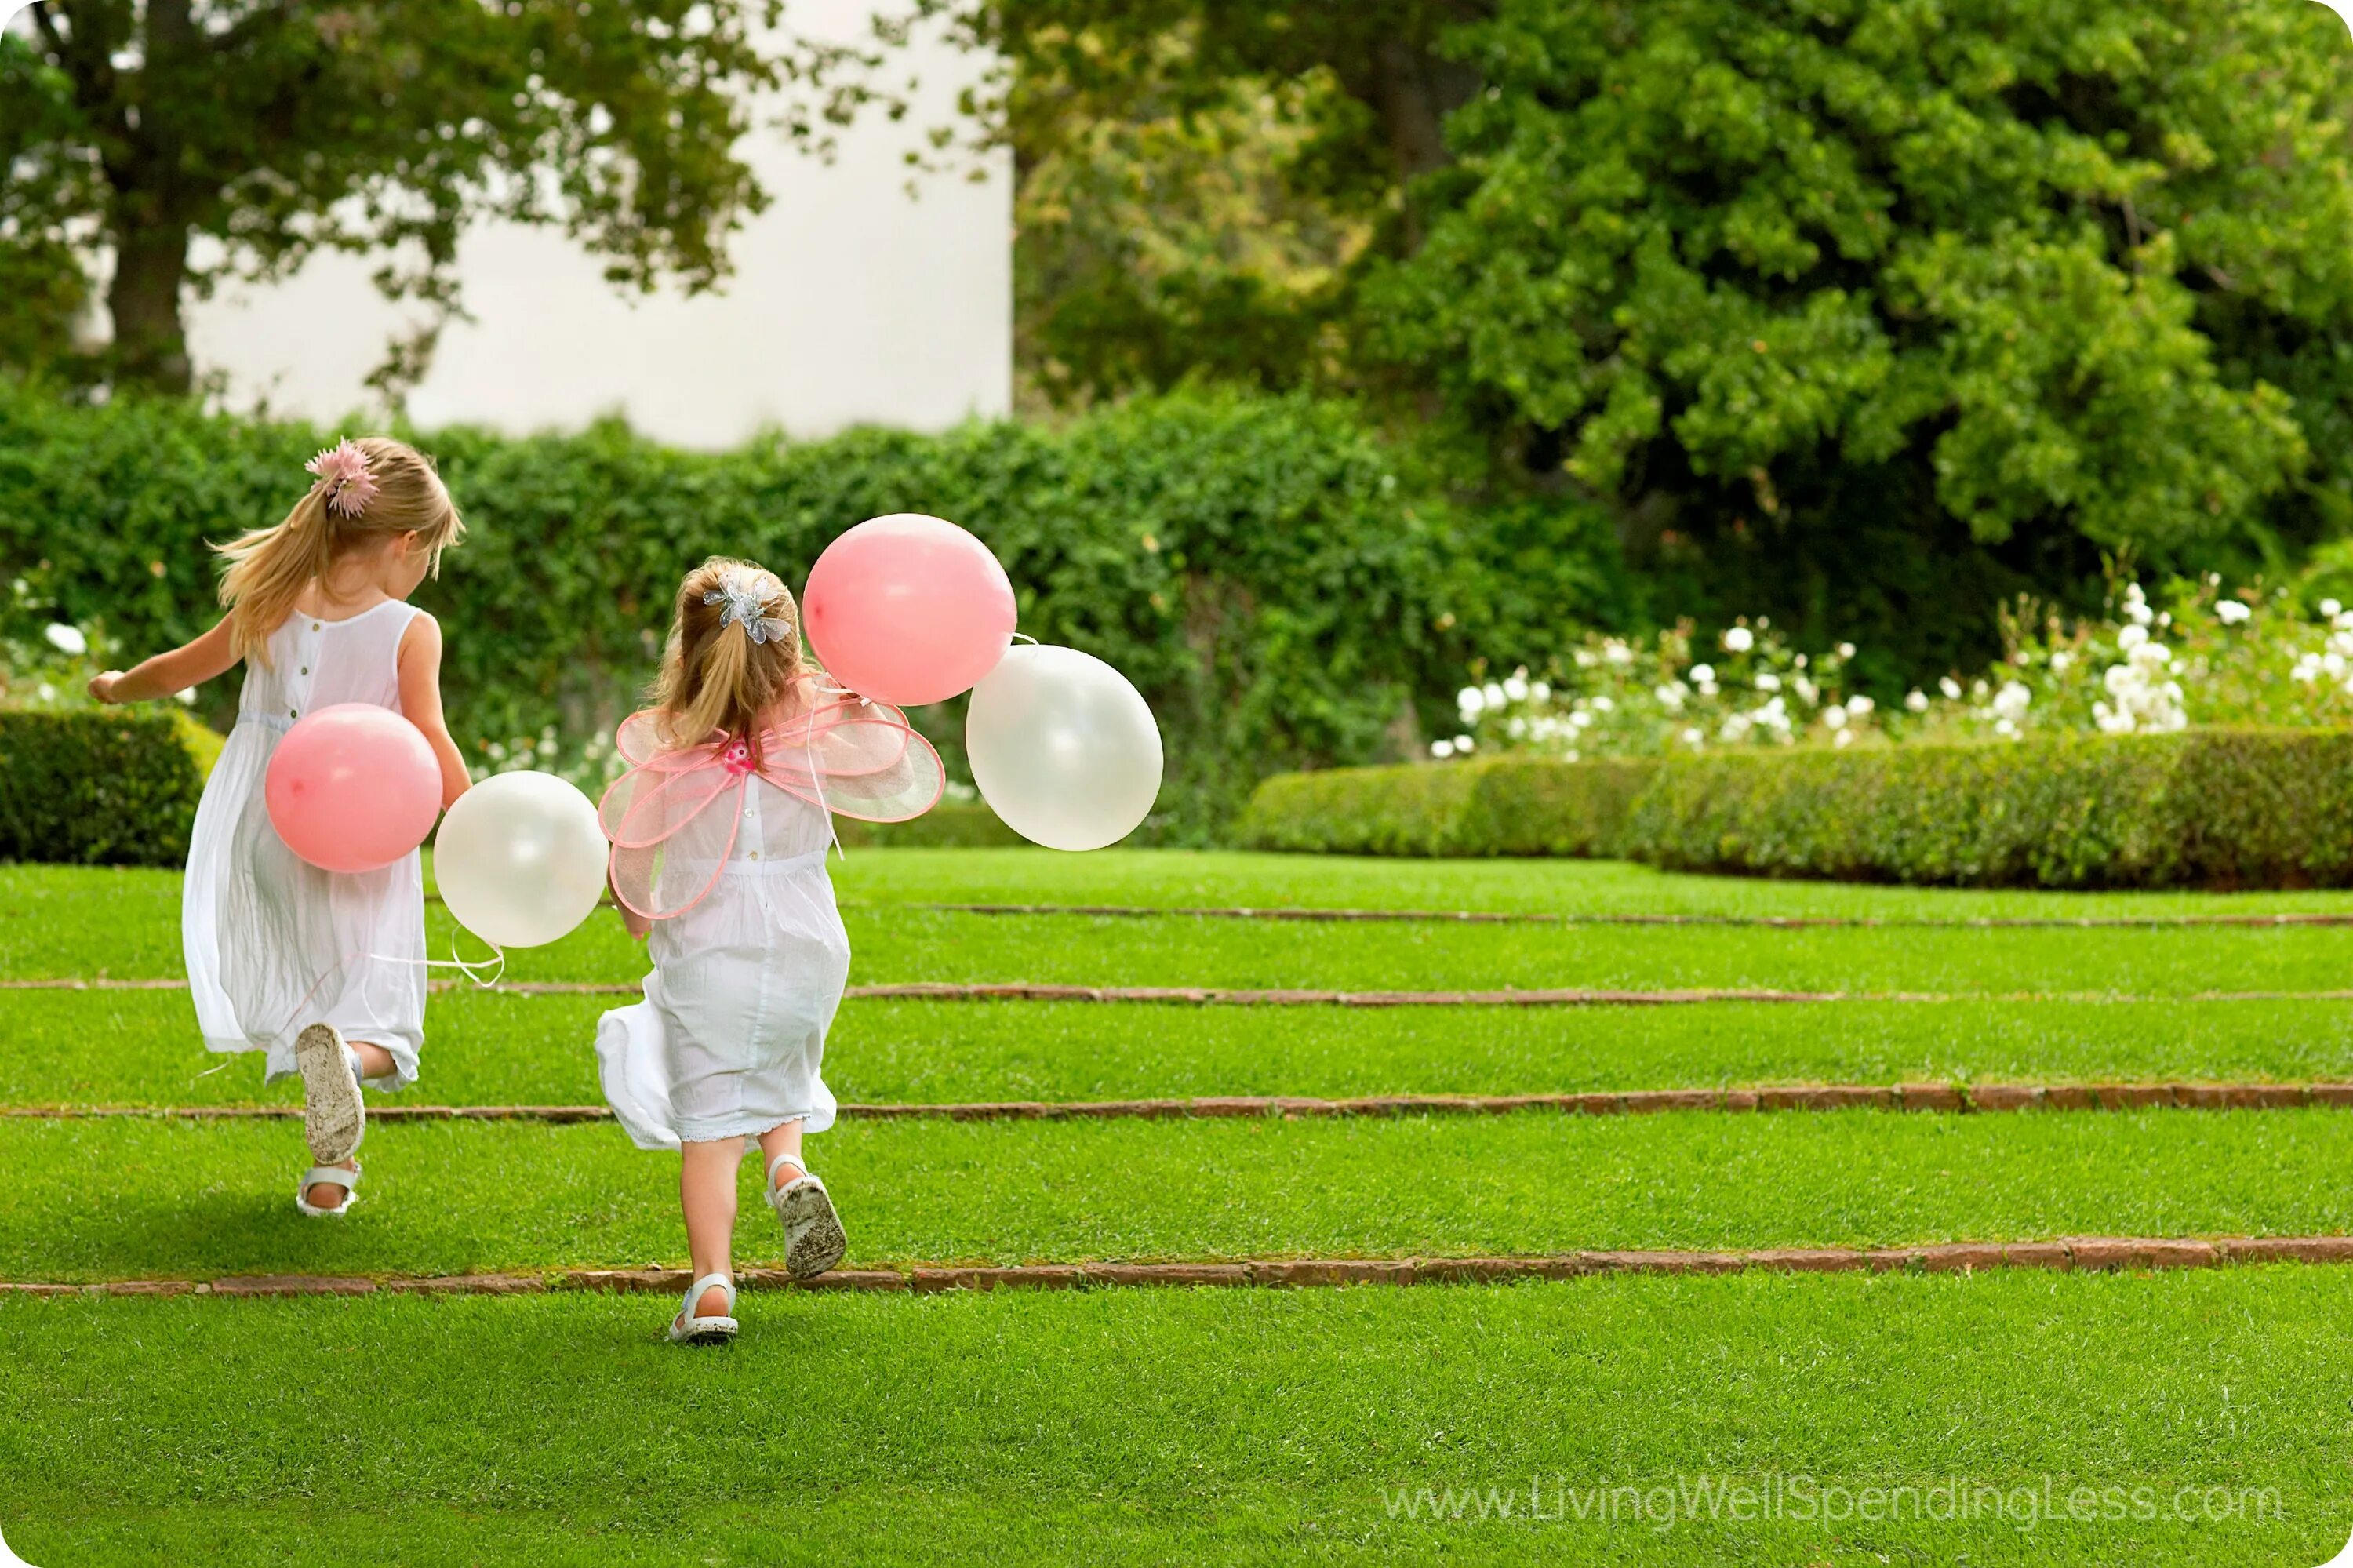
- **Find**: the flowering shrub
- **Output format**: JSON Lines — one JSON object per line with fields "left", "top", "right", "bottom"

{"left": 1444, "top": 577, "right": 2345, "bottom": 762}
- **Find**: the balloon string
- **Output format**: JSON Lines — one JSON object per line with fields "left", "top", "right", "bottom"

{"left": 187, "top": 935, "right": 504, "bottom": 1087}
{"left": 1011, "top": 632, "right": 1038, "bottom": 646}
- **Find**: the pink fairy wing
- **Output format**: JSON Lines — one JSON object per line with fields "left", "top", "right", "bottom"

{"left": 598, "top": 744, "right": 745, "bottom": 920}
{"left": 759, "top": 697, "right": 945, "bottom": 823}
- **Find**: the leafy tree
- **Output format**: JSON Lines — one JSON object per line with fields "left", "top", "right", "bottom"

{"left": 1366, "top": 0, "right": 2353, "bottom": 668}
{"left": 2, "top": 0, "right": 895, "bottom": 394}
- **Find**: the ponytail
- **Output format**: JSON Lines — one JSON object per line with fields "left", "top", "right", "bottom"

{"left": 652, "top": 558, "right": 807, "bottom": 762}
{"left": 213, "top": 435, "right": 464, "bottom": 666}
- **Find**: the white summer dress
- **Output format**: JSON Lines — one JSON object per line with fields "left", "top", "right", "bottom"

{"left": 595, "top": 691, "right": 942, "bottom": 1149}
{"left": 183, "top": 602, "right": 427, "bottom": 1089}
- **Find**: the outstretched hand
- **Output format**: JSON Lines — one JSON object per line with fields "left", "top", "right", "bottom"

{"left": 86, "top": 671, "right": 125, "bottom": 704}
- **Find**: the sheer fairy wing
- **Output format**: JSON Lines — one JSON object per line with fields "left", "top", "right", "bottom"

{"left": 597, "top": 727, "right": 744, "bottom": 919}
{"left": 761, "top": 697, "right": 945, "bottom": 823}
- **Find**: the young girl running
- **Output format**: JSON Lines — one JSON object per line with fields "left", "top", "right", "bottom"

{"left": 595, "top": 558, "right": 941, "bottom": 1344}
{"left": 90, "top": 438, "right": 470, "bottom": 1217}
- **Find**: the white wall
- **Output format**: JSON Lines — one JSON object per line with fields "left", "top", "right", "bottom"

{"left": 172, "top": 4, "right": 1009, "bottom": 446}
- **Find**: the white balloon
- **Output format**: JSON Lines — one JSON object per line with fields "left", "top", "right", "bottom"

{"left": 434, "top": 770, "right": 609, "bottom": 948}
{"left": 966, "top": 644, "right": 1162, "bottom": 851}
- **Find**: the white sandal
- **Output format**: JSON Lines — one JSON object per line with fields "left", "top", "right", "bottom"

{"left": 667, "top": 1272, "right": 738, "bottom": 1344}
{"left": 294, "top": 1022, "right": 365, "bottom": 1162}
{"left": 768, "top": 1153, "right": 846, "bottom": 1281}
{"left": 294, "top": 1161, "right": 360, "bottom": 1218}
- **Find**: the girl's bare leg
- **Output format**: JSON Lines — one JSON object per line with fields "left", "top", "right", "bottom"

{"left": 756, "top": 1119, "right": 806, "bottom": 1188}
{"left": 681, "top": 1137, "right": 747, "bottom": 1319}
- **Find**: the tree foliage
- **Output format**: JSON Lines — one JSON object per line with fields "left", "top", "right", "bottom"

{"left": 0, "top": 0, "right": 896, "bottom": 395}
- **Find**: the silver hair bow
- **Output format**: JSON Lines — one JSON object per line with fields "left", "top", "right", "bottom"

{"left": 703, "top": 572, "right": 794, "bottom": 646}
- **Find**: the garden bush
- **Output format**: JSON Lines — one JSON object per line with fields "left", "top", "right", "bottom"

{"left": 1243, "top": 729, "right": 2353, "bottom": 889}
{"left": 0, "top": 710, "right": 202, "bottom": 865}
{"left": 1240, "top": 755, "right": 1656, "bottom": 859}
{"left": 0, "top": 383, "right": 1631, "bottom": 841}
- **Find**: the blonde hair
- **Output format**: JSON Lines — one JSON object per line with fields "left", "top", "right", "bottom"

{"left": 652, "top": 557, "right": 807, "bottom": 764}
{"left": 214, "top": 436, "right": 464, "bottom": 664}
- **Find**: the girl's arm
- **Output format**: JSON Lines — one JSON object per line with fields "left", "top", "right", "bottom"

{"left": 395, "top": 612, "right": 472, "bottom": 809}
{"left": 608, "top": 867, "right": 653, "bottom": 941}
{"left": 88, "top": 617, "right": 239, "bottom": 704}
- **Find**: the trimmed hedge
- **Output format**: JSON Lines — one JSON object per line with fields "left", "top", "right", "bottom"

{"left": 1241, "top": 729, "right": 2353, "bottom": 889}
{"left": 0, "top": 711, "right": 203, "bottom": 865}
{"left": 834, "top": 802, "right": 1026, "bottom": 850}
{"left": 0, "top": 383, "right": 1632, "bottom": 841}
{"left": 1239, "top": 754, "right": 1657, "bottom": 859}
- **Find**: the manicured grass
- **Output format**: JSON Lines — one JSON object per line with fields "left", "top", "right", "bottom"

{"left": 13, "top": 988, "right": 2353, "bottom": 1110}
{"left": 9, "top": 1108, "right": 2353, "bottom": 1282}
{"left": 4, "top": 1270, "right": 2348, "bottom": 1564}
{"left": 828, "top": 847, "right": 2353, "bottom": 921}
{"left": 12, "top": 868, "right": 2353, "bottom": 995}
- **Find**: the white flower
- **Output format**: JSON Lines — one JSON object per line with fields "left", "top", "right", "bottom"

{"left": 1994, "top": 717, "right": 2017, "bottom": 738}
{"left": 1602, "top": 640, "right": 1634, "bottom": 667}
{"left": 2129, "top": 641, "right": 2171, "bottom": 671}
{"left": 1846, "top": 694, "right": 1875, "bottom": 717}
{"left": 486, "top": 741, "right": 507, "bottom": 760}
{"left": 1837, "top": 642, "right": 1856, "bottom": 659}
{"left": 1792, "top": 676, "right": 1818, "bottom": 706}
{"left": 2117, "top": 624, "right": 2148, "bottom": 651}
{"left": 1655, "top": 683, "right": 1686, "bottom": 712}
{"left": 1755, "top": 671, "right": 1781, "bottom": 692}
{"left": 1824, "top": 704, "right": 1849, "bottom": 729}
{"left": 1506, "top": 716, "right": 1528, "bottom": 740}
{"left": 1573, "top": 649, "right": 1597, "bottom": 668}
{"left": 1431, "top": 739, "right": 1455, "bottom": 759}
{"left": 1681, "top": 726, "right": 1704, "bottom": 748}
{"left": 1689, "top": 664, "right": 1715, "bottom": 686}
{"left": 2326, "top": 599, "right": 2344, "bottom": 619}
{"left": 1457, "top": 686, "right": 1485, "bottom": 719}
{"left": 1454, "top": 734, "right": 1475, "bottom": 752}
{"left": 2293, "top": 653, "right": 2323, "bottom": 683}
{"left": 1591, "top": 695, "right": 1614, "bottom": 713}
{"left": 2215, "top": 600, "right": 2252, "bottom": 626}
{"left": 43, "top": 623, "right": 85, "bottom": 656}
{"left": 1939, "top": 677, "right": 1962, "bottom": 700}
{"left": 1722, "top": 627, "right": 1755, "bottom": 653}
{"left": 1529, "top": 682, "right": 1551, "bottom": 704}
{"left": 1992, "top": 681, "right": 2032, "bottom": 721}
{"left": 2049, "top": 651, "right": 2072, "bottom": 674}
{"left": 1834, "top": 727, "right": 1855, "bottom": 748}
{"left": 36, "top": 682, "right": 56, "bottom": 702}
{"left": 176, "top": 688, "right": 195, "bottom": 704}
{"left": 1569, "top": 710, "right": 1595, "bottom": 729}
{"left": 1720, "top": 713, "right": 1753, "bottom": 742}
{"left": 1503, "top": 675, "right": 1529, "bottom": 704}
{"left": 2330, "top": 652, "right": 2350, "bottom": 680}
{"left": 1482, "top": 682, "right": 1506, "bottom": 708}
{"left": 1904, "top": 690, "right": 1929, "bottom": 713}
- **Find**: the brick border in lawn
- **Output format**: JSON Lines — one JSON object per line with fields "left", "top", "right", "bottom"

{"left": 11, "top": 1235, "right": 2353, "bottom": 1301}
{"left": 882, "top": 900, "right": 2353, "bottom": 930}
{"left": 6, "top": 1081, "right": 2346, "bottom": 1122}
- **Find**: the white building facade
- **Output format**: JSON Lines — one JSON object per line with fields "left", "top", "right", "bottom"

{"left": 176, "top": 5, "right": 1009, "bottom": 447}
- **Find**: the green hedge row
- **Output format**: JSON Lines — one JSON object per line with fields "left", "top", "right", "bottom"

{"left": 0, "top": 383, "right": 1631, "bottom": 841}
{"left": 0, "top": 711, "right": 202, "bottom": 865}
{"left": 1240, "top": 729, "right": 2353, "bottom": 889}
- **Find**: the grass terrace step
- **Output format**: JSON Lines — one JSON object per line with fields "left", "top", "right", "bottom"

{"left": 13, "top": 991, "right": 2353, "bottom": 1111}
{"left": 2, "top": 1271, "right": 2348, "bottom": 1563}
{"left": 10, "top": 1110, "right": 2353, "bottom": 1284}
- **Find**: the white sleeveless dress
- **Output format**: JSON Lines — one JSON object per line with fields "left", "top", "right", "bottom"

{"left": 182, "top": 602, "right": 428, "bottom": 1090}
{"left": 595, "top": 774, "right": 846, "bottom": 1148}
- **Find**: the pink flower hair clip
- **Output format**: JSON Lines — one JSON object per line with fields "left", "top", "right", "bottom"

{"left": 307, "top": 439, "right": 380, "bottom": 518}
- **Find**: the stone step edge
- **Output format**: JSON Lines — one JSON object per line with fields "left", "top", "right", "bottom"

{"left": 10, "top": 1237, "right": 2351, "bottom": 1301}
{"left": 5, "top": 1082, "right": 2349, "bottom": 1123}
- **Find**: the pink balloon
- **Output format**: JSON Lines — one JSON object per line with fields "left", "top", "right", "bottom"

{"left": 264, "top": 703, "right": 443, "bottom": 873}
{"left": 802, "top": 513, "right": 1016, "bottom": 706}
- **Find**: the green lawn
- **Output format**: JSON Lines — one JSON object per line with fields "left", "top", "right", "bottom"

{"left": 11, "top": 988, "right": 2353, "bottom": 1111}
{"left": 10, "top": 1108, "right": 2353, "bottom": 1282}
{"left": 5, "top": 1270, "right": 2348, "bottom": 1566}
{"left": 13, "top": 863, "right": 2353, "bottom": 996}
{"left": 8, "top": 849, "right": 2353, "bottom": 1564}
